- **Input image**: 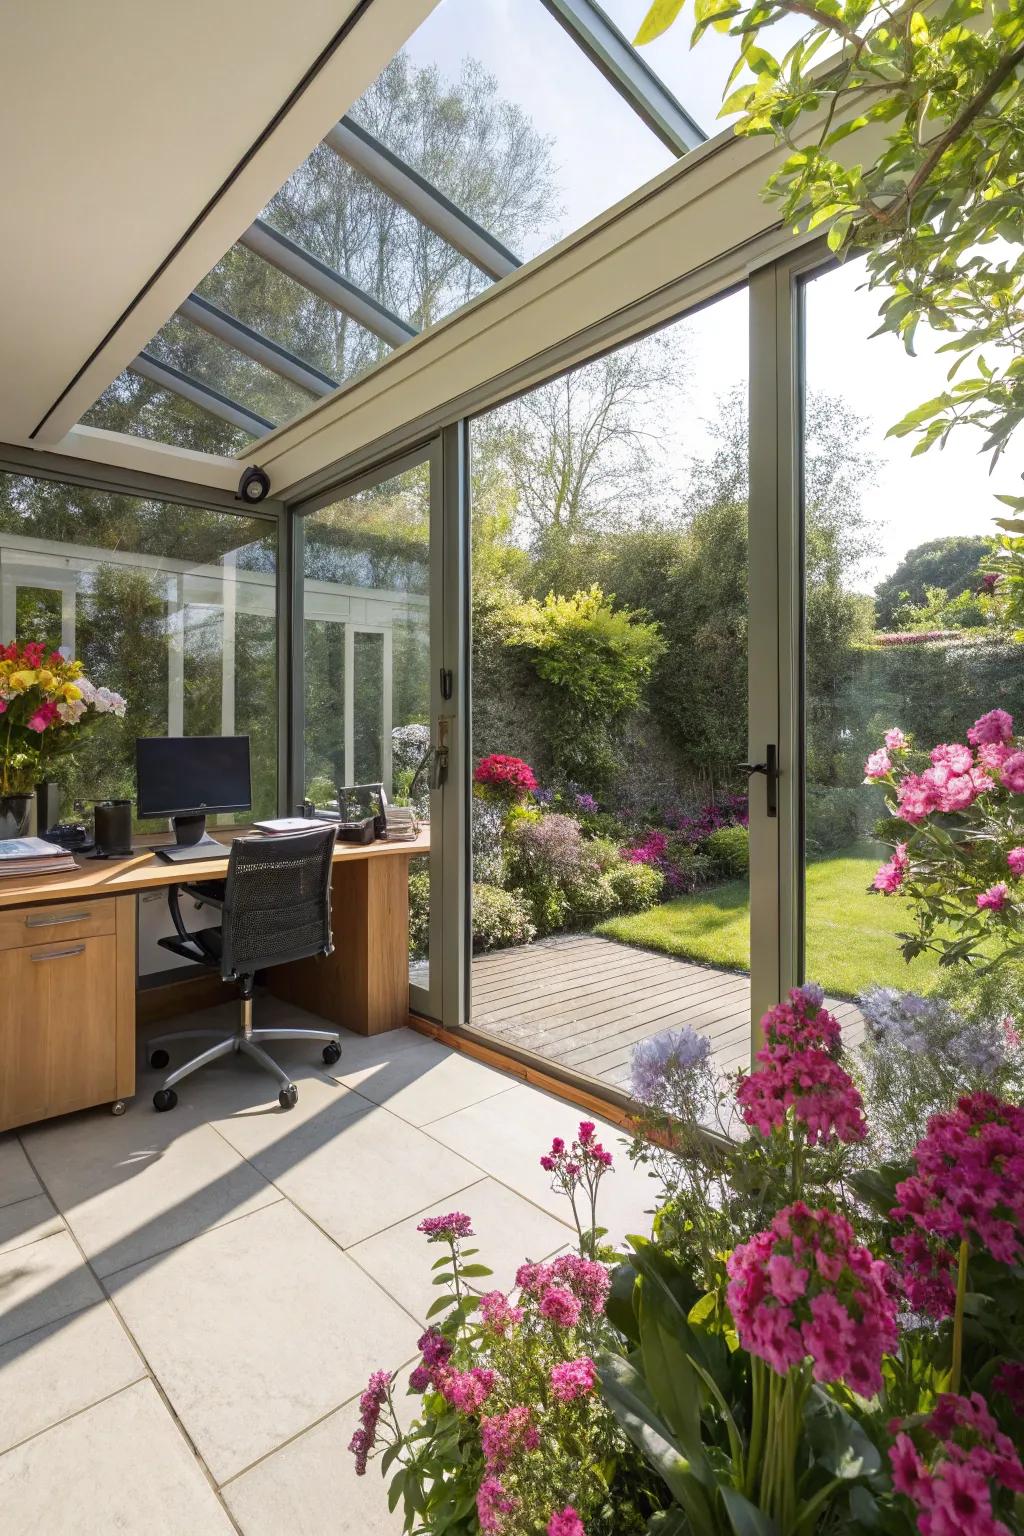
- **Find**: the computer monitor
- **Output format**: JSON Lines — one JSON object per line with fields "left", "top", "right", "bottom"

{"left": 136, "top": 736, "right": 251, "bottom": 862}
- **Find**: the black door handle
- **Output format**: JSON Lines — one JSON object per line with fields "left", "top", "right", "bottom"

{"left": 738, "top": 744, "right": 778, "bottom": 818}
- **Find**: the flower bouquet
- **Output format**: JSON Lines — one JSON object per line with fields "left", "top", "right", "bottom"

{"left": 0, "top": 640, "right": 127, "bottom": 805}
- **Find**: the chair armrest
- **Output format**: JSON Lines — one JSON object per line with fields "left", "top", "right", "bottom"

{"left": 180, "top": 880, "right": 225, "bottom": 910}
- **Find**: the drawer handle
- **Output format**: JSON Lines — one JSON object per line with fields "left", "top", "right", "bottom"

{"left": 30, "top": 944, "right": 85, "bottom": 962}
{"left": 25, "top": 911, "right": 92, "bottom": 928}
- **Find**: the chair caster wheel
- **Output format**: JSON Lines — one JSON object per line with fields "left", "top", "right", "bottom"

{"left": 149, "top": 1048, "right": 170, "bottom": 1070}
{"left": 322, "top": 1041, "right": 341, "bottom": 1065}
{"left": 279, "top": 1085, "right": 298, "bottom": 1110}
{"left": 153, "top": 1088, "right": 178, "bottom": 1113}
{"left": 111, "top": 1100, "right": 127, "bottom": 1116}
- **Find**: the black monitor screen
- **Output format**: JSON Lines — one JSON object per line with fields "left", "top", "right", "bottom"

{"left": 136, "top": 736, "right": 252, "bottom": 819}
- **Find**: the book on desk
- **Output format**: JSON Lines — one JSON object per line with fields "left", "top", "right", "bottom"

{"left": 0, "top": 837, "right": 77, "bottom": 879}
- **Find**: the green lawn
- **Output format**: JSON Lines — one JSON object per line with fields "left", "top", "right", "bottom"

{"left": 596, "top": 844, "right": 947, "bottom": 999}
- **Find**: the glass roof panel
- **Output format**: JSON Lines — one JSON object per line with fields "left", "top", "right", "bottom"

{"left": 80, "top": 0, "right": 684, "bottom": 453}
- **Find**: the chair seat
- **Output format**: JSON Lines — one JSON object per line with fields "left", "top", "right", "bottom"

{"left": 157, "top": 927, "right": 222, "bottom": 963}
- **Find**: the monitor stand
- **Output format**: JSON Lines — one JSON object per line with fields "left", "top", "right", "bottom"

{"left": 154, "top": 813, "right": 228, "bottom": 864}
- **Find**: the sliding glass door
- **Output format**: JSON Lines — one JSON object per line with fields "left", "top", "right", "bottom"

{"left": 293, "top": 439, "right": 456, "bottom": 1021}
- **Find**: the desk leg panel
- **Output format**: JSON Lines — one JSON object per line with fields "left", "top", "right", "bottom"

{"left": 266, "top": 854, "right": 410, "bottom": 1036}
{"left": 115, "top": 895, "right": 137, "bottom": 1099}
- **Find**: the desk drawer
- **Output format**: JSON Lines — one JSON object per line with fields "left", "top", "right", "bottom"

{"left": 0, "top": 898, "right": 117, "bottom": 950}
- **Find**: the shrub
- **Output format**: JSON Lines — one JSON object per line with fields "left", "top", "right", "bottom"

{"left": 409, "top": 867, "right": 430, "bottom": 959}
{"left": 805, "top": 784, "right": 876, "bottom": 853}
{"left": 474, "top": 753, "right": 538, "bottom": 800}
{"left": 506, "top": 813, "right": 589, "bottom": 888}
{"left": 703, "top": 824, "right": 749, "bottom": 878}
{"left": 471, "top": 799, "right": 506, "bottom": 885}
{"left": 472, "top": 884, "right": 536, "bottom": 952}
{"left": 607, "top": 859, "right": 663, "bottom": 912}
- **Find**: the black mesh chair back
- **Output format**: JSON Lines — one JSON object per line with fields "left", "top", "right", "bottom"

{"left": 219, "top": 826, "right": 337, "bottom": 981}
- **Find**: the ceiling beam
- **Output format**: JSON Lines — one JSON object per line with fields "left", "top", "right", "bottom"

{"left": 129, "top": 353, "right": 275, "bottom": 438}
{"left": 324, "top": 116, "right": 521, "bottom": 281}
{"left": 238, "top": 219, "right": 416, "bottom": 349}
{"left": 538, "top": 0, "right": 705, "bottom": 155}
{"left": 178, "top": 294, "right": 337, "bottom": 398}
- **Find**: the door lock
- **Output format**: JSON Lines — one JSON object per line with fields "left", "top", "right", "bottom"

{"left": 430, "top": 716, "right": 452, "bottom": 790}
{"left": 739, "top": 744, "right": 779, "bottom": 818}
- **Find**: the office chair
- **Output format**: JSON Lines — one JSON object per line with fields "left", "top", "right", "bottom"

{"left": 147, "top": 825, "right": 342, "bottom": 1112}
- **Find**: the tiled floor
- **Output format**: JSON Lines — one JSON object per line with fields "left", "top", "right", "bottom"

{"left": 0, "top": 996, "right": 656, "bottom": 1534}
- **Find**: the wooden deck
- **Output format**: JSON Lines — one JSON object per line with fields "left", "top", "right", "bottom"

{"left": 470, "top": 935, "right": 865, "bottom": 1092}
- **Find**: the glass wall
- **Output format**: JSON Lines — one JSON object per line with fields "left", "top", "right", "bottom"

{"left": 300, "top": 461, "right": 434, "bottom": 992}
{"left": 0, "top": 473, "right": 278, "bottom": 827}
{"left": 468, "top": 286, "right": 752, "bottom": 1089}
{"left": 800, "top": 258, "right": 1024, "bottom": 1010}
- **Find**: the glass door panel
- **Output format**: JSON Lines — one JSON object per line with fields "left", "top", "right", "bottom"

{"left": 466, "top": 287, "right": 757, "bottom": 1094}
{"left": 299, "top": 450, "right": 442, "bottom": 1017}
{"left": 798, "top": 258, "right": 1024, "bottom": 1033}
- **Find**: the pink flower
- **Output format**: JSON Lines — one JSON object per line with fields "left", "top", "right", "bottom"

{"left": 977, "top": 884, "right": 1010, "bottom": 912}
{"left": 897, "top": 772, "right": 940, "bottom": 824}
{"left": 438, "top": 1367, "right": 496, "bottom": 1414}
{"left": 347, "top": 1369, "right": 391, "bottom": 1475}
{"left": 885, "top": 727, "right": 907, "bottom": 751}
{"left": 548, "top": 1509, "right": 586, "bottom": 1536}
{"left": 478, "top": 1475, "right": 518, "bottom": 1534}
{"left": 977, "top": 740, "right": 1011, "bottom": 771}
{"left": 550, "top": 1357, "right": 597, "bottom": 1402}
{"left": 931, "top": 743, "right": 973, "bottom": 774}
{"left": 478, "top": 1291, "right": 524, "bottom": 1336}
{"left": 889, "top": 1392, "right": 1024, "bottom": 1536}
{"left": 474, "top": 754, "right": 537, "bottom": 798}
{"left": 864, "top": 748, "right": 892, "bottom": 781}
{"left": 480, "top": 1404, "right": 539, "bottom": 1471}
{"left": 417, "top": 1211, "right": 474, "bottom": 1242}
{"left": 893, "top": 1093, "right": 1024, "bottom": 1282}
{"left": 726, "top": 1203, "right": 898, "bottom": 1394}
{"left": 1006, "top": 847, "right": 1024, "bottom": 878}
{"left": 873, "top": 842, "right": 909, "bottom": 894}
{"left": 539, "top": 1286, "right": 582, "bottom": 1329}
{"left": 1000, "top": 752, "right": 1024, "bottom": 794}
{"left": 26, "top": 700, "right": 59, "bottom": 732}
{"left": 968, "top": 709, "right": 1014, "bottom": 746}
{"left": 736, "top": 1045, "right": 867, "bottom": 1146}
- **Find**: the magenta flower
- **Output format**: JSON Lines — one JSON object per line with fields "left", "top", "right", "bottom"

{"left": 889, "top": 1393, "right": 1024, "bottom": 1536}
{"left": 931, "top": 743, "right": 973, "bottom": 774}
{"left": 26, "top": 700, "right": 59, "bottom": 732}
{"left": 885, "top": 727, "right": 907, "bottom": 751}
{"left": 417, "top": 1211, "right": 474, "bottom": 1242}
{"left": 968, "top": 709, "right": 1014, "bottom": 747}
{"left": 474, "top": 754, "right": 537, "bottom": 799}
{"left": 539, "top": 1286, "right": 582, "bottom": 1329}
{"left": 1007, "top": 847, "right": 1024, "bottom": 878}
{"left": 1000, "top": 752, "right": 1024, "bottom": 794}
{"left": 550, "top": 1356, "right": 597, "bottom": 1402}
{"left": 726, "top": 1203, "right": 898, "bottom": 1395}
{"left": 548, "top": 1510, "right": 586, "bottom": 1536}
{"left": 863, "top": 747, "right": 892, "bottom": 781}
{"left": 892, "top": 1093, "right": 1024, "bottom": 1274}
{"left": 515, "top": 1254, "right": 610, "bottom": 1316}
{"left": 977, "top": 883, "right": 1010, "bottom": 912}
{"left": 347, "top": 1368, "right": 392, "bottom": 1475}
{"left": 480, "top": 1404, "right": 539, "bottom": 1471}
{"left": 477, "top": 1290, "right": 524, "bottom": 1336}
{"left": 477, "top": 1475, "right": 518, "bottom": 1534}
{"left": 873, "top": 842, "right": 909, "bottom": 894}
{"left": 438, "top": 1366, "right": 496, "bottom": 1414}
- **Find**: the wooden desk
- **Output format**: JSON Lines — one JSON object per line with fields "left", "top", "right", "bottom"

{"left": 0, "top": 829, "right": 429, "bottom": 1132}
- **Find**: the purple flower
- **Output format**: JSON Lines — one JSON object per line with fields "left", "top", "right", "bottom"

{"left": 417, "top": 1211, "right": 474, "bottom": 1242}
{"left": 575, "top": 792, "right": 599, "bottom": 814}
{"left": 348, "top": 1368, "right": 391, "bottom": 1474}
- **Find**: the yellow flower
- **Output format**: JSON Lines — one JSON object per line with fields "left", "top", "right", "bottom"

{"left": 62, "top": 683, "right": 82, "bottom": 702}
{"left": 8, "top": 670, "right": 35, "bottom": 691}
{"left": 36, "top": 669, "right": 54, "bottom": 688}
{"left": 67, "top": 660, "right": 84, "bottom": 679}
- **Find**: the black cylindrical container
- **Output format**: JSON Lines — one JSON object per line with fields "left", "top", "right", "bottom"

{"left": 94, "top": 799, "right": 133, "bottom": 857}
{"left": 35, "top": 780, "right": 62, "bottom": 834}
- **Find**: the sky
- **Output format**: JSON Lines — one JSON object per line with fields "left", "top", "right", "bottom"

{"left": 403, "top": 0, "right": 1021, "bottom": 589}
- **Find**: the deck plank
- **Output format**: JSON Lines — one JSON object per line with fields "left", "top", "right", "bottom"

{"left": 470, "top": 936, "right": 865, "bottom": 1093}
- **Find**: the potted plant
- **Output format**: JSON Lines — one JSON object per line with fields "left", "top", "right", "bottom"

{"left": 0, "top": 640, "right": 127, "bottom": 837}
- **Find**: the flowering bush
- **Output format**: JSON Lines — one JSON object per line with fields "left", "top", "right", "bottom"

{"left": 471, "top": 883, "right": 536, "bottom": 952}
{"left": 856, "top": 987, "right": 1024, "bottom": 1160}
{"left": 474, "top": 754, "right": 538, "bottom": 801}
{"left": 863, "top": 710, "right": 1024, "bottom": 968}
{"left": 0, "top": 641, "right": 127, "bottom": 794}
{"left": 890, "top": 1392, "right": 1024, "bottom": 1536}
{"left": 351, "top": 1126, "right": 664, "bottom": 1535}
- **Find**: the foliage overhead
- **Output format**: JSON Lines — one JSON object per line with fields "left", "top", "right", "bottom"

{"left": 636, "top": 0, "right": 1024, "bottom": 507}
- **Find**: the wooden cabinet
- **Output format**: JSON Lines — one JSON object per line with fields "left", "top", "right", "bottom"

{"left": 0, "top": 895, "right": 136, "bottom": 1132}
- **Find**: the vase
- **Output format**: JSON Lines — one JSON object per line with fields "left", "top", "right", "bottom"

{"left": 35, "top": 780, "right": 62, "bottom": 835}
{"left": 0, "top": 795, "right": 33, "bottom": 839}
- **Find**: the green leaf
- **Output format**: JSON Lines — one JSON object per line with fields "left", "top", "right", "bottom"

{"left": 639, "top": 1281, "right": 704, "bottom": 1456}
{"left": 719, "top": 1485, "right": 778, "bottom": 1535}
{"left": 606, "top": 1261, "right": 641, "bottom": 1345}
{"left": 426, "top": 1294, "right": 455, "bottom": 1319}
{"left": 804, "top": 1386, "right": 882, "bottom": 1479}
{"left": 457, "top": 1264, "right": 493, "bottom": 1277}
{"left": 635, "top": 0, "right": 688, "bottom": 45}
{"left": 598, "top": 1355, "right": 717, "bottom": 1533}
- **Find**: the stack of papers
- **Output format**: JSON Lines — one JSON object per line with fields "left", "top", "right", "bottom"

{"left": 0, "top": 837, "right": 77, "bottom": 879}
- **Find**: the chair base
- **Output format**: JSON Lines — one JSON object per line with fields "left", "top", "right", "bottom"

{"left": 147, "top": 1023, "right": 342, "bottom": 1111}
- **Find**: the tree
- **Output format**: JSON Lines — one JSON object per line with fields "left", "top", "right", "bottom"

{"left": 635, "top": 0, "right": 1024, "bottom": 506}
{"left": 874, "top": 535, "right": 992, "bottom": 627}
{"left": 85, "top": 55, "right": 559, "bottom": 453}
